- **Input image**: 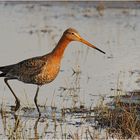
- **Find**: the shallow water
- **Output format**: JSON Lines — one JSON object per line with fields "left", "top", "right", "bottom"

{"left": 0, "top": 2, "right": 140, "bottom": 139}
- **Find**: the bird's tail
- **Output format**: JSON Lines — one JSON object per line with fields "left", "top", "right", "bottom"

{"left": 0, "top": 65, "right": 13, "bottom": 77}
{"left": 0, "top": 66, "right": 6, "bottom": 77}
{"left": 0, "top": 72, "right": 6, "bottom": 77}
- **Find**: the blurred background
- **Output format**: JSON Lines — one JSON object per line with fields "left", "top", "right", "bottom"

{"left": 0, "top": 1, "right": 140, "bottom": 138}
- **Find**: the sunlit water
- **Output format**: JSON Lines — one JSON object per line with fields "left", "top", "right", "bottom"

{"left": 0, "top": 2, "right": 140, "bottom": 139}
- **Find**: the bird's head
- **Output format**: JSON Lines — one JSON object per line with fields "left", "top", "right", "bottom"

{"left": 63, "top": 28, "right": 105, "bottom": 54}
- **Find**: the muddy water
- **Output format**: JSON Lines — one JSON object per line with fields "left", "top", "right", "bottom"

{"left": 0, "top": 2, "right": 140, "bottom": 139}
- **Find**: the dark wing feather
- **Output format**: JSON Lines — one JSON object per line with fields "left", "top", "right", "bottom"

{"left": 0, "top": 64, "right": 15, "bottom": 73}
{"left": 0, "top": 56, "right": 47, "bottom": 78}
{"left": 16, "top": 56, "right": 46, "bottom": 76}
{"left": 19, "top": 57, "right": 45, "bottom": 70}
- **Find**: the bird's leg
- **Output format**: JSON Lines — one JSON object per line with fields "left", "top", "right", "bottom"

{"left": 34, "top": 86, "right": 41, "bottom": 117}
{"left": 4, "top": 78, "right": 20, "bottom": 111}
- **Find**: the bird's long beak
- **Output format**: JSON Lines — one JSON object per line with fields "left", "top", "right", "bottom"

{"left": 80, "top": 37, "right": 105, "bottom": 54}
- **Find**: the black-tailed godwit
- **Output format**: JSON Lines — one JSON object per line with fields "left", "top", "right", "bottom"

{"left": 0, "top": 28, "right": 105, "bottom": 116}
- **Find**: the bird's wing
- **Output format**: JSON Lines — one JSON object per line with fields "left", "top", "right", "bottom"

{"left": 4, "top": 56, "right": 47, "bottom": 79}
{"left": 20, "top": 57, "right": 45, "bottom": 69}
{"left": 17, "top": 57, "right": 46, "bottom": 75}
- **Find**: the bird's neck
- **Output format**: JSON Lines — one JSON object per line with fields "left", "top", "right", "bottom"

{"left": 51, "top": 35, "right": 71, "bottom": 58}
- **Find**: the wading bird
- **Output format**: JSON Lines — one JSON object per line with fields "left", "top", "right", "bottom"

{"left": 0, "top": 28, "right": 105, "bottom": 117}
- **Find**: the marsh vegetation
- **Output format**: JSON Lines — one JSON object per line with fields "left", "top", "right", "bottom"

{"left": 0, "top": 1, "right": 140, "bottom": 139}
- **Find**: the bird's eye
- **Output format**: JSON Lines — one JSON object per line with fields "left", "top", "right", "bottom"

{"left": 71, "top": 32, "right": 74, "bottom": 35}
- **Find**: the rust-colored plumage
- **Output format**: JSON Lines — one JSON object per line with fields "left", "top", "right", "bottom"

{"left": 0, "top": 28, "right": 105, "bottom": 116}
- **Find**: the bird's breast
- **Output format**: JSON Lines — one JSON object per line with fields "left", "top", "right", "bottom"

{"left": 36, "top": 62, "right": 60, "bottom": 85}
